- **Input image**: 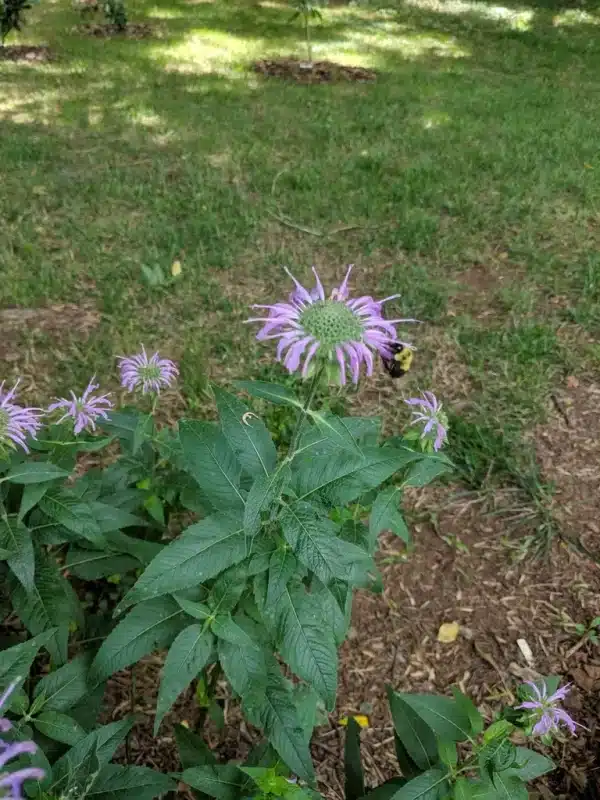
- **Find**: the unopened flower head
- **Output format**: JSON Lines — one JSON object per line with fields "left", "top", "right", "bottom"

{"left": 0, "top": 381, "right": 43, "bottom": 456}
{"left": 48, "top": 377, "right": 113, "bottom": 435}
{"left": 517, "top": 681, "right": 577, "bottom": 737}
{"left": 248, "top": 266, "right": 416, "bottom": 384}
{"left": 405, "top": 390, "right": 448, "bottom": 451}
{"left": 0, "top": 681, "right": 45, "bottom": 799}
{"left": 118, "top": 347, "right": 178, "bottom": 394}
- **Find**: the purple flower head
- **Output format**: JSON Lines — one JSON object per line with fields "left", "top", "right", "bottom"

{"left": 405, "top": 390, "right": 448, "bottom": 451}
{"left": 517, "top": 680, "right": 578, "bottom": 737}
{"left": 0, "top": 381, "right": 43, "bottom": 456}
{"left": 0, "top": 681, "right": 45, "bottom": 799}
{"left": 248, "top": 266, "right": 416, "bottom": 385}
{"left": 48, "top": 377, "right": 113, "bottom": 435}
{"left": 118, "top": 347, "right": 179, "bottom": 394}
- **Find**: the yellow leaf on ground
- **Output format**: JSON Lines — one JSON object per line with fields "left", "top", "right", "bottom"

{"left": 339, "top": 715, "right": 369, "bottom": 728}
{"left": 437, "top": 622, "right": 460, "bottom": 643}
{"left": 171, "top": 260, "right": 182, "bottom": 277}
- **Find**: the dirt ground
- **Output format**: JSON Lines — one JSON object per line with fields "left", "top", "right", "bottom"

{"left": 103, "top": 478, "right": 600, "bottom": 799}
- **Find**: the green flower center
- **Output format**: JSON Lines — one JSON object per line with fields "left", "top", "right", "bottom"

{"left": 139, "top": 365, "right": 162, "bottom": 381}
{"left": 300, "top": 301, "right": 363, "bottom": 346}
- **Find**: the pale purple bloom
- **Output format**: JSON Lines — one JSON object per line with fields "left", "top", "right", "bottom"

{"left": 0, "top": 682, "right": 45, "bottom": 799}
{"left": 248, "top": 266, "right": 416, "bottom": 384}
{"left": 517, "top": 681, "right": 577, "bottom": 737}
{"left": 405, "top": 390, "right": 447, "bottom": 451}
{"left": 0, "top": 381, "right": 43, "bottom": 455}
{"left": 118, "top": 347, "right": 178, "bottom": 394}
{"left": 48, "top": 377, "right": 113, "bottom": 435}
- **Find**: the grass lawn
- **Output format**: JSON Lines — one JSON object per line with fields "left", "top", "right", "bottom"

{"left": 2, "top": 0, "right": 600, "bottom": 546}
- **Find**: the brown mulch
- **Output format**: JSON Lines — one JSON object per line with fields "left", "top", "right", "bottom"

{"left": 0, "top": 45, "right": 54, "bottom": 62}
{"left": 252, "top": 58, "right": 377, "bottom": 83}
{"left": 535, "top": 380, "right": 600, "bottom": 557}
{"left": 0, "top": 302, "right": 101, "bottom": 363}
{"left": 101, "top": 484, "right": 600, "bottom": 798}
{"left": 73, "top": 22, "right": 155, "bottom": 38}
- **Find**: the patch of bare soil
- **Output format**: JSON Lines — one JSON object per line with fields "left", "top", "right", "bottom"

{"left": 73, "top": 22, "right": 155, "bottom": 37}
{"left": 535, "top": 380, "right": 600, "bottom": 556}
{"left": 0, "top": 45, "right": 54, "bottom": 62}
{"left": 252, "top": 58, "right": 377, "bottom": 83}
{"left": 101, "top": 485, "right": 600, "bottom": 798}
{"left": 0, "top": 302, "right": 101, "bottom": 363}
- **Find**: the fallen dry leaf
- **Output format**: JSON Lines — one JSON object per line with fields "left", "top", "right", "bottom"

{"left": 437, "top": 622, "right": 460, "bottom": 643}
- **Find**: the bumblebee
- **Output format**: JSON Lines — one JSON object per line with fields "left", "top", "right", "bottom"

{"left": 381, "top": 343, "right": 413, "bottom": 378}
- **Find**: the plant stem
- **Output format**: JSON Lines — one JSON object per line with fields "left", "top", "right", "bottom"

{"left": 304, "top": 11, "right": 312, "bottom": 63}
{"left": 287, "top": 363, "right": 324, "bottom": 460}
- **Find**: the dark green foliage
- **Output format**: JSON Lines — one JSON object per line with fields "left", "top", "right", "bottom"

{"left": 0, "top": 0, "right": 35, "bottom": 44}
{"left": 103, "top": 0, "right": 126, "bottom": 29}
{"left": 0, "top": 382, "right": 448, "bottom": 788}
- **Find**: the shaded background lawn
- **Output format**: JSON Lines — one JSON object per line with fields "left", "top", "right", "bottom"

{"left": 2, "top": 0, "right": 600, "bottom": 544}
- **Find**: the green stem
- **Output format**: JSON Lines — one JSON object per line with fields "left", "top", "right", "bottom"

{"left": 304, "top": 11, "right": 312, "bottom": 63}
{"left": 287, "top": 363, "right": 325, "bottom": 460}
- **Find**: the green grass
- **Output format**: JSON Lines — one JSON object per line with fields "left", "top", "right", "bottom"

{"left": 2, "top": 0, "right": 600, "bottom": 542}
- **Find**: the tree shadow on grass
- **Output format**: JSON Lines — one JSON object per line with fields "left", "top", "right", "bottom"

{"left": 3, "top": 0, "right": 600, "bottom": 400}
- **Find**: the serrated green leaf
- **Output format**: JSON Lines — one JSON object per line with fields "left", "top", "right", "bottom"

{"left": 386, "top": 768, "right": 449, "bottom": 799}
{"left": 52, "top": 718, "right": 135, "bottom": 791}
{"left": 155, "top": 624, "right": 213, "bottom": 734}
{"left": 0, "top": 630, "right": 57, "bottom": 690}
{"left": 34, "top": 710, "right": 86, "bottom": 745}
{"left": 179, "top": 420, "right": 244, "bottom": 511}
{"left": 307, "top": 411, "right": 363, "bottom": 456}
{"left": 396, "top": 693, "right": 472, "bottom": 742}
{"left": 10, "top": 549, "right": 82, "bottom": 665}
{"left": 491, "top": 773, "right": 528, "bottom": 800}
{"left": 244, "top": 466, "right": 290, "bottom": 538}
{"left": 214, "top": 615, "right": 267, "bottom": 698}
{"left": 243, "top": 665, "right": 315, "bottom": 783}
{"left": 280, "top": 502, "right": 373, "bottom": 587}
{"left": 90, "top": 597, "right": 187, "bottom": 685}
{"left": 214, "top": 386, "right": 277, "bottom": 478}
{"left": 87, "top": 764, "right": 176, "bottom": 799}
{"left": 234, "top": 381, "right": 303, "bottom": 409}
{"left": 173, "top": 595, "right": 212, "bottom": 620}
{"left": 0, "top": 515, "right": 34, "bottom": 592}
{"left": 451, "top": 687, "right": 484, "bottom": 735}
{"left": 370, "top": 486, "right": 410, "bottom": 545}
{"left": 88, "top": 502, "right": 147, "bottom": 534}
{"left": 181, "top": 764, "right": 255, "bottom": 800}
{"left": 18, "top": 481, "right": 54, "bottom": 520}
{"left": 437, "top": 739, "right": 457, "bottom": 768}
{"left": 273, "top": 582, "right": 337, "bottom": 710}
{"left": 208, "top": 563, "right": 249, "bottom": 615}
{"left": 65, "top": 546, "right": 139, "bottom": 580}
{"left": 265, "top": 550, "right": 298, "bottom": 613}
{"left": 119, "top": 514, "right": 246, "bottom": 609}
{"left": 293, "top": 446, "right": 421, "bottom": 506}
{"left": 503, "top": 747, "right": 554, "bottom": 781}
{"left": 132, "top": 413, "right": 154, "bottom": 456}
{"left": 39, "top": 489, "right": 105, "bottom": 547}
{"left": 34, "top": 653, "right": 91, "bottom": 712}
{"left": 387, "top": 688, "right": 438, "bottom": 771}
{"left": 310, "top": 578, "right": 350, "bottom": 646}
{"left": 103, "top": 530, "right": 162, "bottom": 565}
{"left": 174, "top": 724, "right": 217, "bottom": 770}
{"left": 404, "top": 454, "right": 452, "bottom": 488}
{"left": 3, "top": 462, "right": 70, "bottom": 484}
{"left": 454, "top": 778, "right": 479, "bottom": 800}
{"left": 345, "top": 717, "right": 365, "bottom": 800}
